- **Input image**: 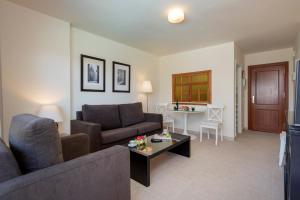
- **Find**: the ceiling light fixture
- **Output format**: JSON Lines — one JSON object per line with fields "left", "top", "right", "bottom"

{"left": 168, "top": 8, "right": 184, "bottom": 24}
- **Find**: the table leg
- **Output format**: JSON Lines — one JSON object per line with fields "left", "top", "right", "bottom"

{"left": 183, "top": 113, "right": 188, "bottom": 135}
{"left": 169, "top": 139, "right": 191, "bottom": 157}
{"left": 182, "top": 113, "right": 197, "bottom": 140}
{"left": 130, "top": 152, "right": 150, "bottom": 187}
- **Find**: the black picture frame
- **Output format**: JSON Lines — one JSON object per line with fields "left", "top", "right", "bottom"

{"left": 112, "top": 61, "right": 131, "bottom": 93}
{"left": 81, "top": 54, "right": 106, "bottom": 92}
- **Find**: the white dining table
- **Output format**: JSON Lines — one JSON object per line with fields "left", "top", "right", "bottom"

{"left": 169, "top": 108, "right": 206, "bottom": 140}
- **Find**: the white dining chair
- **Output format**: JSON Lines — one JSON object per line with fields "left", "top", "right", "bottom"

{"left": 156, "top": 103, "right": 175, "bottom": 132}
{"left": 200, "top": 105, "right": 224, "bottom": 146}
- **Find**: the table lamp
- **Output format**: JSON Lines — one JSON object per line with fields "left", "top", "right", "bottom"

{"left": 141, "top": 80, "right": 153, "bottom": 112}
{"left": 37, "top": 105, "right": 63, "bottom": 126}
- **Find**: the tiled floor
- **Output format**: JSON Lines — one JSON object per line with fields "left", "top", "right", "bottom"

{"left": 131, "top": 131, "right": 283, "bottom": 200}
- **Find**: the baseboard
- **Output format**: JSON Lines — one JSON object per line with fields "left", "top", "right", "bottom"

{"left": 172, "top": 128, "right": 235, "bottom": 141}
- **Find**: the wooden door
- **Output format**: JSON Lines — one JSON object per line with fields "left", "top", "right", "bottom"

{"left": 248, "top": 62, "right": 288, "bottom": 133}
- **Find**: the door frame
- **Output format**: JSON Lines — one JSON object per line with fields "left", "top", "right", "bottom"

{"left": 248, "top": 61, "right": 289, "bottom": 132}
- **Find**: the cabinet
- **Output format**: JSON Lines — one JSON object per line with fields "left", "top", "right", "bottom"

{"left": 285, "top": 125, "right": 300, "bottom": 200}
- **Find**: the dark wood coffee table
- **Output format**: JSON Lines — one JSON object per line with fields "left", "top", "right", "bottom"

{"left": 127, "top": 133, "right": 190, "bottom": 187}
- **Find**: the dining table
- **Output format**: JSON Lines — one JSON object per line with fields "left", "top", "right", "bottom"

{"left": 169, "top": 107, "right": 206, "bottom": 140}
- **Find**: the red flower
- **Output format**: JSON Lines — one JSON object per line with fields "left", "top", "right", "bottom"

{"left": 136, "top": 136, "right": 144, "bottom": 140}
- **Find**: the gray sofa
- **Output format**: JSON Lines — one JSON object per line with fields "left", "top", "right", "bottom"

{"left": 0, "top": 114, "right": 130, "bottom": 200}
{"left": 71, "top": 102, "right": 163, "bottom": 152}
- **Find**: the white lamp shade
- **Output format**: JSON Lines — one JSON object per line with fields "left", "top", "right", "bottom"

{"left": 38, "top": 105, "right": 63, "bottom": 122}
{"left": 142, "top": 81, "right": 153, "bottom": 93}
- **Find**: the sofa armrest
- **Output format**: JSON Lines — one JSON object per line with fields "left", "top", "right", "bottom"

{"left": 71, "top": 120, "right": 102, "bottom": 153}
{"left": 144, "top": 113, "right": 162, "bottom": 122}
{"left": 144, "top": 113, "right": 163, "bottom": 131}
{"left": 61, "top": 133, "right": 90, "bottom": 161}
{"left": 0, "top": 145, "right": 130, "bottom": 200}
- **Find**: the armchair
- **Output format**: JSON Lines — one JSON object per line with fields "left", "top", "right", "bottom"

{"left": 0, "top": 114, "right": 130, "bottom": 200}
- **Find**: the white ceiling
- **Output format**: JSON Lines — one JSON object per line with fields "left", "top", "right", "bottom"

{"left": 7, "top": 0, "right": 300, "bottom": 56}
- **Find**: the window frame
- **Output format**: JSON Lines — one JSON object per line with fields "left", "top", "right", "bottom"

{"left": 172, "top": 70, "right": 212, "bottom": 105}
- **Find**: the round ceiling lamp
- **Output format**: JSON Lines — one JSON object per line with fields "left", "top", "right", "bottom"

{"left": 168, "top": 8, "right": 185, "bottom": 24}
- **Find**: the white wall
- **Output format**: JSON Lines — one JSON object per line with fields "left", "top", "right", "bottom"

{"left": 234, "top": 44, "right": 245, "bottom": 133}
{"left": 6, "top": 1, "right": 296, "bottom": 140}
{"left": 295, "top": 31, "right": 300, "bottom": 59}
{"left": 234, "top": 44, "right": 245, "bottom": 66}
{"left": 0, "top": 1, "right": 160, "bottom": 142}
{"left": 243, "top": 48, "right": 295, "bottom": 128}
{"left": 71, "top": 28, "right": 159, "bottom": 117}
{"left": 0, "top": 1, "right": 71, "bottom": 142}
{"left": 159, "top": 42, "right": 235, "bottom": 139}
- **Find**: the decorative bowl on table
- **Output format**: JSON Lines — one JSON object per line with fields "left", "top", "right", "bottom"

{"left": 162, "top": 132, "right": 172, "bottom": 139}
{"left": 180, "top": 106, "right": 190, "bottom": 111}
{"left": 128, "top": 140, "right": 137, "bottom": 148}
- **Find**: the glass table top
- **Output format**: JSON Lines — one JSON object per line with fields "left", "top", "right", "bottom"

{"left": 128, "top": 133, "right": 189, "bottom": 157}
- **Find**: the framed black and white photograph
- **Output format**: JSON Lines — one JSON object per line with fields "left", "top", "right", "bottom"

{"left": 113, "top": 61, "right": 131, "bottom": 93}
{"left": 81, "top": 54, "right": 105, "bottom": 92}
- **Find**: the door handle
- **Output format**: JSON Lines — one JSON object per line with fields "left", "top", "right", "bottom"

{"left": 252, "top": 96, "right": 255, "bottom": 104}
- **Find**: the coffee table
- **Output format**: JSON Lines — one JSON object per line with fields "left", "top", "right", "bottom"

{"left": 127, "top": 132, "right": 190, "bottom": 187}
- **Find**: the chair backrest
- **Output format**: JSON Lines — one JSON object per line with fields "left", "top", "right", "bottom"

{"left": 155, "top": 103, "right": 171, "bottom": 117}
{"left": 9, "top": 114, "right": 63, "bottom": 174}
{"left": 207, "top": 104, "right": 224, "bottom": 123}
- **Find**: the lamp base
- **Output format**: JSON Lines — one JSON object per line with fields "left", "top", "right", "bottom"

{"left": 146, "top": 94, "right": 149, "bottom": 112}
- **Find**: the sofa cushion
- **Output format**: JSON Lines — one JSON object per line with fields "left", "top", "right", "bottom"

{"left": 0, "top": 139, "right": 21, "bottom": 183}
{"left": 128, "top": 122, "right": 161, "bottom": 135}
{"left": 101, "top": 128, "right": 137, "bottom": 144}
{"left": 119, "top": 102, "right": 145, "bottom": 127}
{"left": 9, "top": 114, "right": 63, "bottom": 174}
{"left": 82, "top": 105, "right": 122, "bottom": 130}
